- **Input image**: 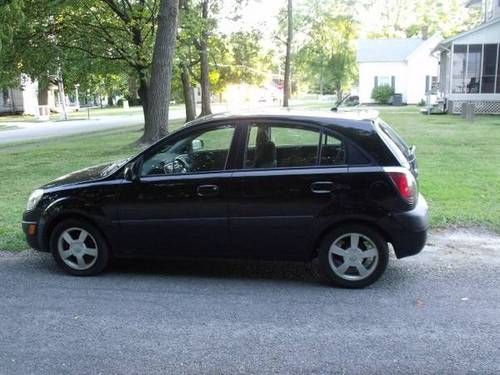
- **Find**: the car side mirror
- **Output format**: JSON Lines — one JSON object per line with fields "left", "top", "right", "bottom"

{"left": 192, "top": 139, "right": 204, "bottom": 151}
{"left": 124, "top": 161, "right": 140, "bottom": 182}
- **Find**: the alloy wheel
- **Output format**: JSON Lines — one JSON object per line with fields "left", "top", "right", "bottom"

{"left": 328, "top": 233, "right": 379, "bottom": 281}
{"left": 57, "top": 227, "right": 99, "bottom": 271}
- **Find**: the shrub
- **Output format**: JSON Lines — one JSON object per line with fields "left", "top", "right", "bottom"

{"left": 371, "top": 84, "right": 394, "bottom": 104}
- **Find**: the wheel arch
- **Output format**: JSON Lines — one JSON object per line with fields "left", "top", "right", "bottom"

{"left": 41, "top": 211, "right": 113, "bottom": 255}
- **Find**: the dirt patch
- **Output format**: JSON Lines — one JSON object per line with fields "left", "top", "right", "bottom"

{"left": 424, "top": 227, "right": 500, "bottom": 264}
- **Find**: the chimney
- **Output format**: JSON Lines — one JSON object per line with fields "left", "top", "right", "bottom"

{"left": 422, "top": 26, "right": 429, "bottom": 40}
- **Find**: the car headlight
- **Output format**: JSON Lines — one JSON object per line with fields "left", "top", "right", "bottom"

{"left": 26, "top": 189, "right": 44, "bottom": 211}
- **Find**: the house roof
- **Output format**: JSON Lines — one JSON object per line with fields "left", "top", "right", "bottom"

{"left": 434, "top": 17, "right": 500, "bottom": 51}
{"left": 465, "top": 0, "right": 481, "bottom": 7}
{"left": 357, "top": 38, "right": 424, "bottom": 63}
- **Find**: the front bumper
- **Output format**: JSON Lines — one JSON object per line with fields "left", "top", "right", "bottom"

{"left": 379, "top": 194, "right": 429, "bottom": 259}
{"left": 22, "top": 220, "right": 42, "bottom": 250}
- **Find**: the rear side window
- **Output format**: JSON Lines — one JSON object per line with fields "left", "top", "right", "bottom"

{"left": 244, "top": 123, "right": 320, "bottom": 169}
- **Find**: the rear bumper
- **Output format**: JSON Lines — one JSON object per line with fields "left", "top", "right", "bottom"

{"left": 379, "top": 194, "right": 429, "bottom": 259}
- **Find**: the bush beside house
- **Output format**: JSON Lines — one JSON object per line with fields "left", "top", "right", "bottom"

{"left": 371, "top": 84, "right": 394, "bottom": 104}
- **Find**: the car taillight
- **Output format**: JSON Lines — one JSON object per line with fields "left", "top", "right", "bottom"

{"left": 388, "top": 171, "right": 418, "bottom": 205}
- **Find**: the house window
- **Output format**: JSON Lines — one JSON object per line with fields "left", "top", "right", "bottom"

{"left": 374, "top": 76, "right": 395, "bottom": 91}
{"left": 452, "top": 45, "right": 467, "bottom": 93}
{"left": 482, "top": 44, "right": 498, "bottom": 93}
{"left": 2, "top": 88, "right": 9, "bottom": 105}
{"left": 377, "top": 76, "right": 392, "bottom": 87}
{"left": 452, "top": 43, "right": 500, "bottom": 94}
{"left": 466, "top": 45, "right": 482, "bottom": 93}
{"left": 497, "top": 45, "right": 500, "bottom": 94}
{"left": 425, "top": 76, "right": 438, "bottom": 93}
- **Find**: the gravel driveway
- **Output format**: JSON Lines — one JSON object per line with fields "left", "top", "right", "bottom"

{"left": 1, "top": 228, "right": 499, "bottom": 374}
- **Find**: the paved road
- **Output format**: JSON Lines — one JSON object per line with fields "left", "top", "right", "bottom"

{"left": 0, "top": 104, "right": 229, "bottom": 145}
{"left": 1, "top": 229, "right": 499, "bottom": 374}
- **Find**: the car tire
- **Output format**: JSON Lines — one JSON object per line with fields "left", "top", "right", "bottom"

{"left": 50, "top": 218, "right": 110, "bottom": 276}
{"left": 317, "top": 224, "right": 389, "bottom": 288}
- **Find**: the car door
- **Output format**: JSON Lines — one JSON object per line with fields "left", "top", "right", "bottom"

{"left": 227, "top": 120, "right": 351, "bottom": 260}
{"left": 116, "top": 123, "right": 238, "bottom": 257}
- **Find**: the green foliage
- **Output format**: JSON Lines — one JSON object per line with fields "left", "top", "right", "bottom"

{"left": 371, "top": 84, "right": 394, "bottom": 104}
{"left": 362, "top": 0, "right": 481, "bottom": 39}
{"left": 0, "top": 0, "right": 156, "bottom": 98}
{"left": 295, "top": 5, "right": 358, "bottom": 96}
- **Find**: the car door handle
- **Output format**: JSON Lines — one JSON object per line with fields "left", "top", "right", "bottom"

{"left": 197, "top": 184, "right": 219, "bottom": 197}
{"left": 311, "top": 181, "right": 334, "bottom": 194}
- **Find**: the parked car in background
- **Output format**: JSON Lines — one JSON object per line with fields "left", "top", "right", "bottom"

{"left": 22, "top": 110, "right": 428, "bottom": 288}
{"left": 331, "top": 94, "right": 360, "bottom": 111}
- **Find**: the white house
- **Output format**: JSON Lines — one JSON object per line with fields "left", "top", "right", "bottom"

{"left": 357, "top": 36, "right": 441, "bottom": 104}
{"left": 0, "top": 75, "right": 39, "bottom": 116}
{"left": 0, "top": 75, "right": 82, "bottom": 117}
{"left": 433, "top": 0, "right": 500, "bottom": 114}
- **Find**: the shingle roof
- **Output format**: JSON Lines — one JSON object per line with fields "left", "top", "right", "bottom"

{"left": 357, "top": 38, "right": 424, "bottom": 63}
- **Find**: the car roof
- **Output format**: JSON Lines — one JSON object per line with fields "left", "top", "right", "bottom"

{"left": 185, "top": 109, "right": 379, "bottom": 131}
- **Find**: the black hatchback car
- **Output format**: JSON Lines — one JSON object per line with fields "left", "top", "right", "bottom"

{"left": 22, "top": 111, "right": 428, "bottom": 288}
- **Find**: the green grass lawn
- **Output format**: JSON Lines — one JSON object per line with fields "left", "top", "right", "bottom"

{"left": 0, "top": 124, "right": 19, "bottom": 131}
{"left": 0, "top": 109, "right": 499, "bottom": 251}
{"left": 380, "top": 110, "right": 500, "bottom": 230}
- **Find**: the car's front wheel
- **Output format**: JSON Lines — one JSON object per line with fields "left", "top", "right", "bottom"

{"left": 50, "top": 219, "right": 110, "bottom": 276}
{"left": 318, "top": 224, "right": 389, "bottom": 288}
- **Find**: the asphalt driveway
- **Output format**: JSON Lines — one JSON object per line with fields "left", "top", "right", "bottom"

{"left": 0, "top": 228, "right": 499, "bottom": 374}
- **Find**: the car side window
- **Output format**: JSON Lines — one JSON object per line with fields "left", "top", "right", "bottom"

{"left": 320, "top": 133, "right": 346, "bottom": 166}
{"left": 244, "top": 123, "right": 321, "bottom": 169}
{"left": 141, "top": 125, "right": 235, "bottom": 176}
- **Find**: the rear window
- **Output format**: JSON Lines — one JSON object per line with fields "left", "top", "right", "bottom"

{"left": 377, "top": 119, "right": 410, "bottom": 158}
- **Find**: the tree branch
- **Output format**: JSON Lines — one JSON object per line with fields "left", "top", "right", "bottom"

{"left": 100, "top": 0, "right": 130, "bottom": 23}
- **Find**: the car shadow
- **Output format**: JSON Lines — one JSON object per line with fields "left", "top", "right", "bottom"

{"left": 109, "top": 257, "right": 321, "bottom": 285}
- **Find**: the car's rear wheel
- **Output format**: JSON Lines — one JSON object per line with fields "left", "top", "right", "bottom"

{"left": 318, "top": 224, "right": 388, "bottom": 288}
{"left": 50, "top": 219, "right": 109, "bottom": 276}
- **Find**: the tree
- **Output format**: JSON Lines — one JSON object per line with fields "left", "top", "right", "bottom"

{"left": 143, "top": 0, "right": 179, "bottom": 143}
{"left": 177, "top": 0, "right": 200, "bottom": 122}
{"left": 357, "top": 0, "right": 481, "bottom": 38}
{"left": 283, "top": 0, "right": 293, "bottom": 107}
{"left": 0, "top": 0, "right": 172, "bottom": 142}
{"left": 296, "top": 11, "right": 357, "bottom": 98}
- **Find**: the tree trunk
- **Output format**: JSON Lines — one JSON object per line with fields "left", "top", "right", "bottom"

{"left": 336, "top": 82, "right": 343, "bottom": 102}
{"left": 137, "top": 68, "right": 150, "bottom": 130}
{"left": 181, "top": 64, "right": 196, "bottom": 122}
{"left": 199, "top": 0, "right": 212, "bottom": 116}
{"left": 283, "top": 0, "right": 293, "bottom": 108}
{"left": 141, "top": 0, "right": 179, "bottom": 144}
{"left": 319, "top": 62, "right": 324, "bottom": 96}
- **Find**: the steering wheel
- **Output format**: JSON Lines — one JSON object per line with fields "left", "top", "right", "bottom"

{"left": 163, "top": 156, "right": 189, "bottom": 175}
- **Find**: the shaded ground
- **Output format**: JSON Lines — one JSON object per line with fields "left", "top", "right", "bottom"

{"left": 0, "top": 228, "right": 499, "bottom": 374}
